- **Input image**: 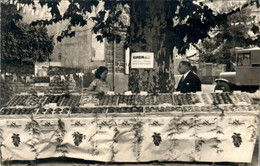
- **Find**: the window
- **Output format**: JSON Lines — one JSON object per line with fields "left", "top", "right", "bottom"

{"left": 242, "top": 53, "right": 250, "bottom": 66}
{"left": 237, "top": 53, "right": 250, "bottom": 66}
{"left": 237, "top": 54, "right": 243, "bottom": 66}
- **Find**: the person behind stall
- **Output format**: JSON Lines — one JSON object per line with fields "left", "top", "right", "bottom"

{"left": 87, "top": 66, "right": 110, "bottom": 94}
{"left": 191, "top": 65, "right": 197, "bottom": 74}
{"left": 176, "top": 61, "right": 201, "bottom": 93}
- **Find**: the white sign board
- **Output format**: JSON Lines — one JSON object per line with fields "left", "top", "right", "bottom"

{"left": 35, "top": 83, "right": 49, "bottom": 87}
{"left": 131, "top": 52, "right": 154, "bottom": 68}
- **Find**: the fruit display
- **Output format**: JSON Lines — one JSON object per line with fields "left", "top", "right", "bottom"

{"left": 45, "top": 108, "right": 54, "bottom": 114}
{"left": 118, "top": 95, "right": 136, "bottom": 105}
{"left": 229, "top": 93, "right": 252, "bottom": 104}
{"left": 62, "top": 107, "right": 71, "bottom": 114}
{"left": 211, "top": 93, "right": 233, "bottom": 105}
{"left": 80, "top": 94, "right": 99, "bottom": 106}
{"left": 7, "top": 95, "right": 30, "bottom": 106}
{"left": 43, "top": 95, "right": 65, "bottom": 106}
{"left": 155, "top": 94, "right": 173, "bottom": 105}
{"left": 107, "top": 107, "right": 143, "bottom": 113}
{"left": 219, "top": 105, "right": 259, "bottom": 112}
{"left": 37, "top": 107, "right": 70, "bottom": 115}
{"left": 1, "top": 92, "right": 257, "bottom": 116}
{"left": 135, "top": 95, "right": 155, "bottom": 105}
{"left": 36, "top": 108, "right": 61, "bottom": 115}
{"left": 145, "top": 106, "right": 182, "bottom": 113}
{"left": 25, "top": 96, "right": 47, "bottom": 106}
{"left": 99, "top": 95, "right": 119, "bottom": 106}
{"left": 200, "top": 106, "right": 222, "bottom": 112}
{"left": 60, "top": 95, "right": 81, "bottom": 106}
{"left": 0, "top": 108, "right": 36, "bottom": 115}
{"left": 37, "top": 108, "right": 46, "bottom": 114}
{"left": 172, "top": 94, "right": 197, "bottom": 105}
{"left": 201, "top": 93, "right": 212, "bottom": 105}
{"left": 71, "top": 107, "right": 106, "bottom": 114}
{"left": 192, "top": 94, "right": 202, "bottom": 104}
{"left": 182, "top": 106, "right": 200, "bottom": 112}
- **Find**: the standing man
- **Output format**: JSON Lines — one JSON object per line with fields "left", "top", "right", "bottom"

{"left": 176, "top": 61, "right": 201, "bottom": 93}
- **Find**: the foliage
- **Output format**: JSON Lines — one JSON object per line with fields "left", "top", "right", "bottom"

{"left": 0, "top": 79, "right": 12, "bottom": 107}
{"left": 25, "top": 117, "right": 41, "bottom": 135}
{"left": 198, "top": 6, "right": 260, "bottom": 67}
{"left": 129, "top": 0, "right": 259, "bottom": 92}
{"left": 3, "top": 0, "right": 260, "bottom": 92}
{"left": 25, "top": 0, "right": 130, "bottom": 44}
{"left": 11, "top": 0, "right": 260, "bottom": 51}
{"left": 1, "top": 3, "right": 54, "bottom": 65}
{"left": 55, "top": 119, "right": 68, "bottom": 156}
{"left": 24, "top": 117, "right": 41, "bottom": 157}
{"left": 4, "top": 0, "right": 260, "bottom": 47}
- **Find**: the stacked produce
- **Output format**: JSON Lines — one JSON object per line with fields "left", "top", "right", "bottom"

{"left": 201, "top": 93, "right": 212, "bottom": 105}
{"left": 211, "top": 93, "right": 233, "bottom": 105}
{"left": 60, "top": 95, "right": 81, "bottom": 106}
{"left": 199, "top": 93, "right": 253, "bottom": 105}
{"left": 44, "top": 95, "right": 65, "bottom": 106}
{"left": 155, "top": 94, "right": 173, "bottom": 105}
{"left": 99, "top": 95, "right": 118, "bottom": 106}
{"left": 118, "top": 95, "right": 136, "bottom": 105}
{"left": 172, "top": 93, "right": 198, "bottom": 105}
{"left": 80, "top": 94, "right": 99, "bottom": 106}
{"left": 135, "top": 95, "right": 155, "bottom": 105}
{"left": 219, "top": 105, "right": 259, "bottom": 112}
{"left": 26, "top": 96, "right": 47, "bottom": 106}
{"left": 71, "top": 107, "right": 106, "bottom": 114}
{"left": 182, "top": 105, "right": 201, "bottom": 112}
{"left": 7, "top": 95, "right": 30, "bottom": 106}
{"left": 107, "top": 107, "right": 143, "bottom": 113}
{"left": 37, "top": 107, "right": 71, "bottom": 115}
{"left": 0, "top": 108, "right": 36, "bottom": 115}
{"left": 0, "top": 92, "right": 257, "bottom": 116}
{"left": 229, "top": 93, "right": 252, "bottom": 104}
{"left": 145, "top": 106, "right": 182, "bottom": 113}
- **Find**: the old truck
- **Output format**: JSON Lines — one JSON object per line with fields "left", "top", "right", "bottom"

{"left": 214, "top": 47, "right": 260, "bottom": 93}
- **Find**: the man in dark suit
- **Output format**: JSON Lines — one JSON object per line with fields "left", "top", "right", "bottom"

{"left": 176, "top": 61, "right": 201, "bottom": 93}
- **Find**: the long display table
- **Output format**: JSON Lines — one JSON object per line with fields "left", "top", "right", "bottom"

{"left": 0, "top": 92, "right": 258, "bottom": 163}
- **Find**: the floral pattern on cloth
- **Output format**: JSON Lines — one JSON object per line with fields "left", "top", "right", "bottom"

{"left": 88, "top": 79, "right": 110, "bottom": 93}
{"left": 0, "top": 114, "right": 258, "bottom": 162}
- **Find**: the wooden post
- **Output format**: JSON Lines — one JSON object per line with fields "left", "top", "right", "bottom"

{"left": 113, "top": 39, "right": 116, "bottom": 91}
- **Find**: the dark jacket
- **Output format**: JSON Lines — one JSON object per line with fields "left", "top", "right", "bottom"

{"left": 176, "top": 71, "right": 201, "bottom": 93}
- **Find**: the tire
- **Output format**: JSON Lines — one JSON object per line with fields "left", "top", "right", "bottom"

{"left": 214, "top": 82, "right": 231, "bottom": 92}
{"left": 249, "top": 89, "right": 257, "bottom": 93}
{"left": 243, "top": 87, "right": 258, "bottom": 93}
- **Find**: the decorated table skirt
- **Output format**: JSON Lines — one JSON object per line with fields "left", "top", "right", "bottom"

{"left": 0, "top": 112, "right": 258, "bottom": 163}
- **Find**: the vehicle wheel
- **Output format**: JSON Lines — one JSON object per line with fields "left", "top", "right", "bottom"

{"left": 247, "top": 88, "right": 257, "bottom": 93}
{"left": 214, "top": 82, "right": 231, "bottom": 92}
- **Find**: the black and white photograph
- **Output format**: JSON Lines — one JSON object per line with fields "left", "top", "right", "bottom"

{"left": 0, "top": 0, "right": 259, "bottom": 165}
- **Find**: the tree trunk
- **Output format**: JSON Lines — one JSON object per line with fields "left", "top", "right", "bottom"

{"left": 129, "top": 0, "right": 176, "bottom": 93}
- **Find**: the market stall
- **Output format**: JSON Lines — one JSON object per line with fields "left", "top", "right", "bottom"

{"left": 0, "top": 92, "right": 258, "bottom": 163}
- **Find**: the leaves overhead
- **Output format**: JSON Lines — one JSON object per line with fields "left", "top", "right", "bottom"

{"left": 1, "top": 3, "right": 54, "bottom": 65}
{"left": 198, "top": 5, "right": 260, "bottom": 68}
{"left": 3, "top": 0, "right": 260, "bottom": 52}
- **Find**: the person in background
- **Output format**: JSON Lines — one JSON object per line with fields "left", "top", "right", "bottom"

{"left": 87, "top": 66, "right": 110, "bottom": 94}
{"left": 176, "top": 61, "right": 201, "bottom": 93}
